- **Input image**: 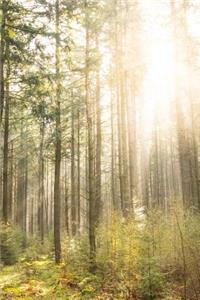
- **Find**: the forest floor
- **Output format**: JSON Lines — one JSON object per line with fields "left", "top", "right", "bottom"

{"left": 0, "top": 255, "right": 123, "bottom": 300}
{"left": 0, "top": 256, "right": 182, "bottom": 300}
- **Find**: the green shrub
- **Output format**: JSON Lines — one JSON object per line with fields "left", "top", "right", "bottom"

{"left": 22, "top": 232, "right": 54, "bottom": 262}
{"left": 0, "top": 223, "right": 24, "bottom": 265}
{"left": 96, "top": 213, "right": 141, "bottom": 298}
{"left": 139, "top": 255, "right": 164, "bottom": 300}
{"left": 62, "top": 234, "right": 90, "bottom": 274}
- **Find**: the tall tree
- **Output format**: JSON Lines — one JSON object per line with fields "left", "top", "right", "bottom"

{"left": 71, "top": 94, "right": 76, "bottom": 236}
{"left": 84, "top": 0, "right": 96, "bottom": 271}
{"left": 54, "top": 0, "right": 61, "bottom": 264}
{"left": 95, "top": 35, "right": 102, "bottom": 224}
{"left": 2, "top": 38, "right": 10, "bottom": 223}
{"left": 0, "top": 0, "right": 6, "bottom": 126}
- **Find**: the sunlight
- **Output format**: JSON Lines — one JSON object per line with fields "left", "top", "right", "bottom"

{"left": 141, "top": 41, "right": 175, "bottom": 140}
{"left": 140, "top": 0, "right": 175, "bottom": 135}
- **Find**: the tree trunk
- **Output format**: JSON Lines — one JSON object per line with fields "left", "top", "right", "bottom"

{"left": 0, "top": 0, "right": 5, "bottom": 126}
{"left": 2, "top": 41, "right": 10, "bottom": 224}
{"left": 38, "top": 121, "right": 45, "bottom": 241}
{"left": 85, "top": 0, "right": 96, "bottom": 272}
{"left": 111, "top": 92, "right": 117, "bottom": 209}
{"left": 16, "top": 124, "right": 26, "bottom": 231}
{"left": 127, "top": 86, "right": 136, "bottom": 210}
{"left": 71, "top": 94, "right": 76, "bottom": 236}
{"left": 64, "top": 158, "right": 69, "bottom": 234}
{"left": 8, "top": 142, "right": 13, "bottom": 221}
{"left": 77, "top": 109, "right": 81, "bottom": 233}
{"left": 95, "top": 35, "right": 102, "bottom": 225}
{"left": 54, "top": 0, "right": 61, "bottom": 264}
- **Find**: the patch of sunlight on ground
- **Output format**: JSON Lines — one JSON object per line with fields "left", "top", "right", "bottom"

{"left": 0, "top": 267, "right": 20, "bottom": 287}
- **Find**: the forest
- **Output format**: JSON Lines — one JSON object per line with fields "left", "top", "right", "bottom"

{"left": 0, "top": 0, "right": 200, "bottom": 299}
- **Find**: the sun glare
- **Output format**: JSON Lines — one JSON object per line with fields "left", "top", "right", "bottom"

{"left": 140, "top": 1, "right": 176, "bottom": 136}
{"left": 142, "top": 40, "right": 175, "bottom": 129}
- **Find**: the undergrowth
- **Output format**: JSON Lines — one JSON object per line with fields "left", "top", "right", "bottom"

{"left": 0, "top": 208, "right": 200, "bottom": 299}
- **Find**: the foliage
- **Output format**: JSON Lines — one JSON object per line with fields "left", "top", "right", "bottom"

{"left": 0, "top": 223, "right": 24, "bottom": 265}
{"left": 62, "top": 234, "right": 90, "bottom": 274}
{"left": 96, "top": 214, "right": 141, "bottom": 298}
{"left": 22, "top": 233, "right": 54, "bottom": 262}
{"left": 1, "top": 209, "right": 200, "bottom": 299}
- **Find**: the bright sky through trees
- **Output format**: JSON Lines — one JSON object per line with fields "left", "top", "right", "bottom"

{"left": 138, "top": 1, "right": 199, "bottom": 140}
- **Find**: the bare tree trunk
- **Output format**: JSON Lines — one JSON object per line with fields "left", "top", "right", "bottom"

{"left": 95, "top": 35, "right": 102, "bottom": 224}
{"left": 54, "top": 0, "right": 61, "bottom": 264}
{"left": 8, "top": 142, "right": 13, "bottom": 221}
{"left": 45, "top": 160, "right": 49, "bottom": 233}
{"left": 0, "top": 0, "right": 5, "bottom": 126}
{"left": 24, "top": 149, "right": 28, "bottom": 236}
{"left": 85, "top": 0, "right": 96, "bottom": 272}
{"left": 38, "top": 121, "right": 45, "bottom": 241}
{"left": 2, "top": 41, "right": 10, "bottom": 223}
{"left": 64, "top": 158, "right": 69, "bottom": 234}
{"left": 71, "top": 95, "right": 76, "bottom": 236}
{"left": 30, "top": 195, "right": 34, "bottom": 235}
{"left": 127, "top": 87, "right": 136, "bottom": 209}
{"left": 115, "top": 18, "right": 123, "bottom": 212}
{"left": 116, "top": 0, "right": 131, "bottom": 217}
{"left": 50, "top": 165, "right": 53, "bottom": 229}
{"left": 16, "top": 124, "right": 26, "bottom": 231}
{"left": 77, "top": 109, "right": 81, "bottom": 233}
{"left": 111, "top": 92, "right": 117, "bottom": 209}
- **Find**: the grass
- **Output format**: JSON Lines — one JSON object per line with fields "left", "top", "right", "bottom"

{"left": 0, "top": 256, "right": 182, "bottom": 300}
{"left": 0, "top": 256, "right": 111, "bottom": 300}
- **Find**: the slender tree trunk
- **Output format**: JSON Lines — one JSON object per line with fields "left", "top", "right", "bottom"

{"left": 64, "top": 158, "right": 69, "bottom": 234}
{"left": 116, "top": 1, "right": 131, "bottom": 217}
{"left": 16, "top": 125, "right": 25, "bottom": 231}
{"left": 38, "top": 121, "right": 45, "bottom": 241}
{"left": 85, "top": 0, "right": 96, "bottom": 271}
{"left": 30, "top": 195, "right": 34, "bottom": 235}
{"left": 71, "top": 95, "right": 76, "bottom": 236}
{"left": 2, "top": 41, "right": 10, "bottom": 223}
{"left": 8, "top": 141, "right": 13, "bottom": 221}
{"left": 115, "top": 24, "right": 123, "bottom": 212}
{"left": 24, "top": 150, "right": 28, "bottom": 236}
{"left": 0, "top": 0, "right": 5, "bottom": 126}
{"left": 95, "top": 35, "right": 101, "bottom": 224}
{"left": 111, "top": 92, "right": 117, "bottom": 209}
{"left": 127, "top": 87, "right": 136, "bottom": 210}
{"left": 77, "top": 109, "right": 81, "bottom": 233}
{"left": 13, "top": 159, "right": 17, "bottom": 223}
{"left": 54, "top": 0, "right": 61, "bottom": 264}
{"left": 45, "top": 160, "right": 49, "bottom": 232}
{"left": 85, "top": 140, "right": 89, "bottom": 231}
